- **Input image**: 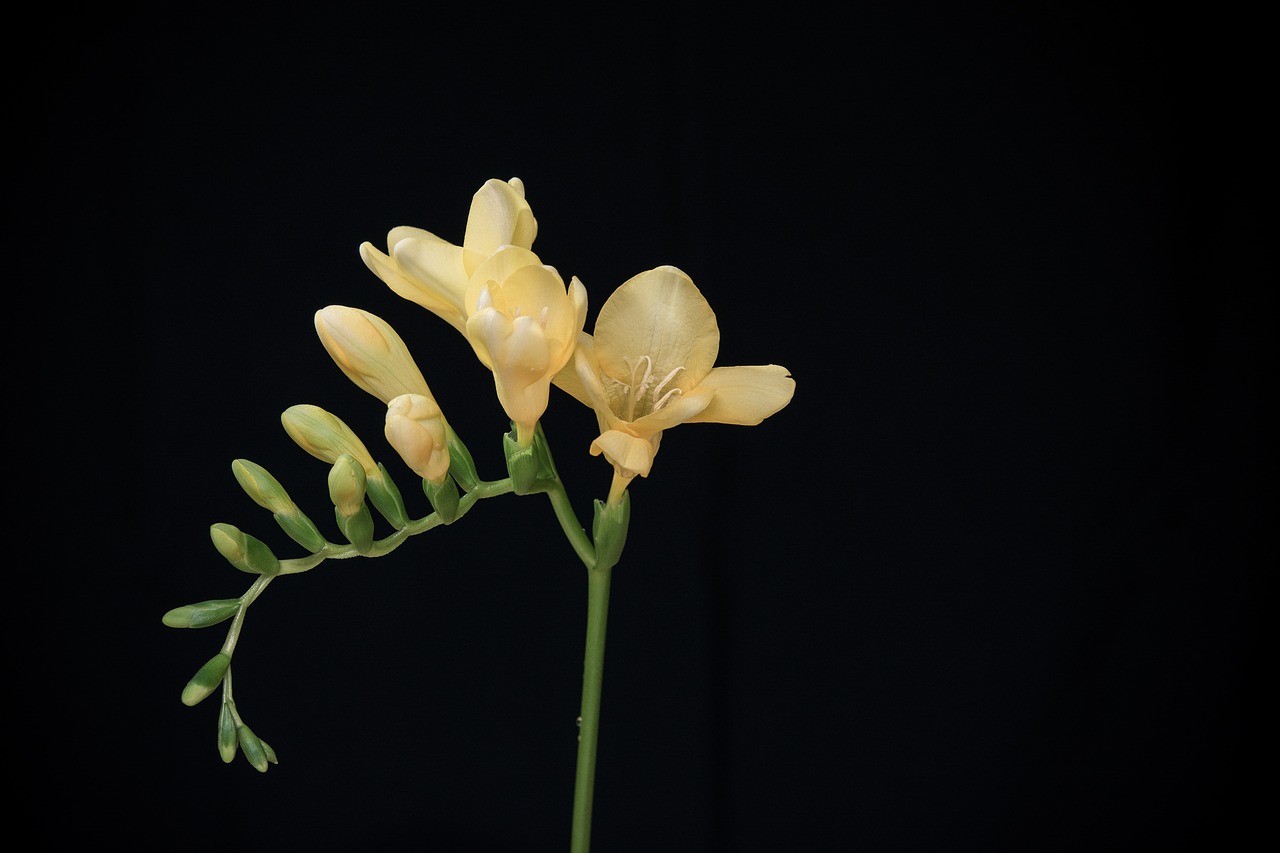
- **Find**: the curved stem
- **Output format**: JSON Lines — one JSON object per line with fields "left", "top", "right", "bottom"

{"left": 543, "top": 480, "right": 596, "bottom": 569}
{"left": 571, "top": 562, "right": 613, "bottom": 853}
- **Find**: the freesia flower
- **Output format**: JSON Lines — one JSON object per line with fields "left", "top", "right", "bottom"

{"left": 555, "top": 265, "right": 794, "bottom": 504}
{"left": 463, "top": 245, "right": 588, "bottom": 447}
{"left": 384, "top": 393, "right": 450, "bottom": 485}
{"left": 358, "top": 177, "right": 537, "bottom": 334}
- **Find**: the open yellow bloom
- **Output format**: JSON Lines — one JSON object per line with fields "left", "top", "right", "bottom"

{"left": 465, "top": 246, "right": 588, "bottom": 446}
{"left": 358, "top": 177, "right": 537, "bottom": 334}
{"left": 555, "top": 265, "right": 794, "bottom": 503}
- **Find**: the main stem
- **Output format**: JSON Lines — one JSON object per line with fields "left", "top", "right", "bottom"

{"left": 570, "top": 562, "right": 613, "bottom": 853}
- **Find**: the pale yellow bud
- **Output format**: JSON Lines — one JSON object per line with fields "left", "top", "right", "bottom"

{"left": 384, "top": 394, "right": 450, "bottom": 485}
{"left": 315, "top": 305, "right": 434, "bottom": 405}
{"left": 327, "top": 454, "right": 367, "bottom": 518}
{"left": 280, "top": 404, "right": 379, "bottom": 478}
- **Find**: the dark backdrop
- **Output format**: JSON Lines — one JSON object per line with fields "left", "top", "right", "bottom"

{"left": 16, "top": 3, "right": 1268, "bottom": 851}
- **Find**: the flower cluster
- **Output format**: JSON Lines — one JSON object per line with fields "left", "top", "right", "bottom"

{"left": 358, "top": 177, "right": 795, "bottom": 503}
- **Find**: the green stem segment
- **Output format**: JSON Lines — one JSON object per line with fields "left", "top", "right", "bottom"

{"left": 571, "top": 561, "right": 613, "bottom": 853}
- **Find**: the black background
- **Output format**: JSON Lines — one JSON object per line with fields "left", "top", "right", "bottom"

{"left": 15, "top": 3, "right": 1269, "bottom": 851}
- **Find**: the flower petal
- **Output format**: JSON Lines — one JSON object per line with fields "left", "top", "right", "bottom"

{"left": 593, "top": 266, "right": 719, "bottom": 388}
{"left": 463, "top": 178, "right": 538, "bottom": 262}
{"left": 386, "top": 235, "right": 470, "bottom": 332}
{"left": 684, "top": 365, "right": 796, "bottom": 425}
{"left": 590, "top": 430, "right": 658, "bottom": 479}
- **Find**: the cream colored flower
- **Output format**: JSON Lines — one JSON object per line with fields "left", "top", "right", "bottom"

{"left": 314, "top": 305, "right": 434, "bottom": 405}
{"left": 358, "top": 177, "right": 537, "bottom": 334}
{"left": 557, "top": 265, "right": 794, "bottom": 503}
{"left": 464, "top": 245, "right": 587, "bottom": 446}
{"left": 384, "top": 393, "right": 450, "bottom": 485}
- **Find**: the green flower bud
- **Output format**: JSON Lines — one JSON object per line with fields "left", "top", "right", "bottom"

{"left": 218, "top": 700, "right": 238, "bottom": 764}
{"left": 231, "top": 459, "right": 296, "bottom": 514}
{"left": 162, "top": 598, "right": 241, "bottom": 629}
{"left": 209, "top": 523, "right": 281, "bottom": 576}
{"left": 237, "top": 723, "right": 278, "bottom": 773}
{"left": 181, "top": 652, "right": 231, "bottom": 707}
{"left": 327, "top": 454, "right": 366, "bottom": 518}
{"left": 592, "top": 493, "right": 630, "bottom": 571}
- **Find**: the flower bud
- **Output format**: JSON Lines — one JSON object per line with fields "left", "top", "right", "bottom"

{"left": 218, "top": 700, "right": 239, "bottom": 764}
{"left": 181, "top": 652, "right": 231, "bottom": 707}
{"left": 162, "top": 598, "right": 241, "bottom": 629}
{"left": 236, "top": 722, "right": 277, "bottom": 773}
{"left": 385, "top": 394, "right": 450, "bottom": 485}
{"left": 315, "top": 305, "right": 435, "bottom": 405}
{"left": 327, "top": 454, "right": 367, "bottom": 518}
{"left": 281, "top": 405, "right": 379, "bottom": 476}
{"left": 231, "top": 459, "right": 295, "bottom": 514}
{"left": 209, "top": 523, "right": 280, "bottom": 576}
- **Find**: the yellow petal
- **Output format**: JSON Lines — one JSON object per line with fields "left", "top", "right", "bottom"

{"left": 684, "top": 365, "right": 795, "bottom": 425}
{"left": 386, "top": 235, "right": 470, "bottom": 332}
{"left": 590, "top": 429, "right": 658, "bottom": 478}
{"left": 593, "top": 266, "right": 719, "bottom": 388}
{"left": 462, "top": 178, "right": 538, "bottom": 261}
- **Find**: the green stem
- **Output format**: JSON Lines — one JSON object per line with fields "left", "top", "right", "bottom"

{"left": 571, "top": 562, "right": 613, "bottom": 853}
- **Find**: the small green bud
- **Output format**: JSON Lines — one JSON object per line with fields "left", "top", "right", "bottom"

{"left": 366, "top": 464, "right": 409, "bottom": 529}
{"left": 162, "top": 598, "right": 241, "bottom": 629}
{"left": 592, "top": 493, "right": 631, "bottom": 571}
{"left": 328, "top": 454, "right": 367, "bottom": 518}
{"left": 217, "top": 701, "right": 238, "bottom": 764}
{"left": 336, "top": 503, "right": 374, "bottom": 553}
{"left": 209, "top": 523, "right": 281, "bottom": 576}
{"left": 424, "top": 474, "right": 460, "bottom": 523}
{"left": 237, "top": 723, "right": 278, "bottom": 773}
{"left": 274, "top": 510, "right": 328, "bottom": 553}
{"left": 181, "top": 652, "right": 231, "bottom": 707}
{"left": 231, "top": 459, "right": 295, "bottom": 514}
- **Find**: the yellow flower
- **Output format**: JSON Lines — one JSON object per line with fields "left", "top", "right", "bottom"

{"left": 464, "top": 246, "right": 588, "bottom": 446}
{"left": 358, "top": 177, "right": 537, "bottom": 334}
{"left": 314, "top": 305, "right": 434, "bottom": 405}
{"left": 384, "top": 393, "right": 450, "bottom": 485}
{"left": 555, "top": 265, "right": 794, "bottom": 504}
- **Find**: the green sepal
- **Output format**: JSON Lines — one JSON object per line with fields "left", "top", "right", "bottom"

{"left": 217, "top": 701, "right": 238, "bottom": 763}
{"left": 592, "top": 493, "right": 631, "bottom": 571}
{"left": 366, "top": 464, "right": 409, "bottom": 529}
{"left": 446, "top": 430, "right": 479, "bottom": 492}
{"left": 274, "top": 510, "right": 327, "bottom": 553}
{"left": 504, "top": 425, "right": 556, "bottom": 495}
{"left": 209, "top": 523, "right": 281, "bottom": 576}
{"left": 181, "top": 652, "right": 231, "bottom": 707}
{"left": 162, "top": 598, "right": 241, "bottom": 629}
{"left": 336, "top": 503, "right": 374, "bottom": 553}
{"left": 424, "top": 475, "right": 460, "bottom": 523}
{"left": 236, "top": 723, "right": 277, "bottom": 773}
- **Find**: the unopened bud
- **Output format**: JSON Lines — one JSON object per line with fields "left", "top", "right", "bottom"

{"left": 209, "top": 523, "right": 280, "bottom": 576}
{"left": 385, "top": 393, "right": 450, "bottom": 485}
{"left": 181, "top": 652, "right": 231, "bottom": 707}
